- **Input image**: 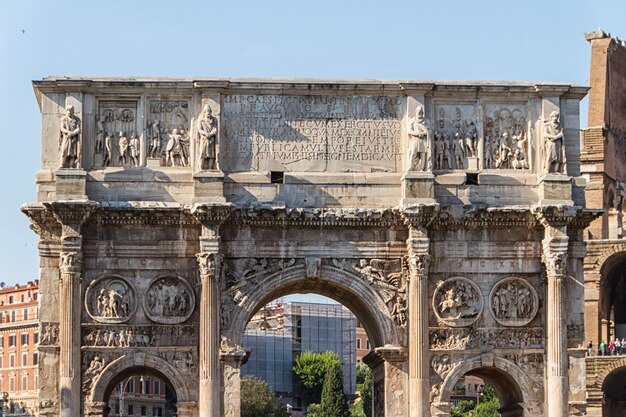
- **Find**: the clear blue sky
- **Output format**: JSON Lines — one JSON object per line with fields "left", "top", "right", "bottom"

{"left": 0, "top": 0, "right": 624, "bottom": 284}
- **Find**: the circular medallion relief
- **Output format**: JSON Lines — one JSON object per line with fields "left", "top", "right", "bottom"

{"left": 432, "top": 277, "right": 483, "bottom": 327}
{"left": 85, "top": 276, "right": 136, "bottom": 324}
{"left": 489, "top": 277, "right": 538, "bottom": 327}
{"left": 143, "top": 276, "right": 195, "bottom": 324}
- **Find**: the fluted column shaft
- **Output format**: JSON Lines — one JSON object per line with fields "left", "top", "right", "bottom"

{"left": 408, "top": 231, "right": 431, "bottom": 417}
{"left": 543, "top": 232, "right": 569, "bottom": 417}
{"left": 59, "top": 249, "right": 82, "bottom": 417}
{"left": 197, "top": 250, "right": 222, "bottom": 417}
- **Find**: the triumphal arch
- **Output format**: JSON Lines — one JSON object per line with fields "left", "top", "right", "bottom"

{"left": 23, "top": 77, "right": 598, "bottom": 417}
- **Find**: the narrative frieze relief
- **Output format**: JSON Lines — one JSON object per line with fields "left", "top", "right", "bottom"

{"left": 149, "top": 99, "right": 191, "bottom": 167}
{"left": 429, "top": 327, "right": 544, "bottom": 350}
{"left": 82, "top": 325, "right": 196, "bottom": 347}
{"left": 85, "top": 276, "right": 136, "bottom": 324}
{"left": 221, "top": 94, "right": 403, "bottom": 172}
{"left": 95, "top": 100, "right": 139, "bottom": 168}
{"left": 483, "top": 104, "right": 529, "bottom": 170}
{"left": 489, "top": 277, "right": 539, "bottom": 326}
{"left": 432, "top": 277, "right": 482, "bottom": 327}
{"left": 433, "top": 104, "right": 477, "bottom": 171}
{"left": 144, "top": 276, "right": 195, "bottom": 324}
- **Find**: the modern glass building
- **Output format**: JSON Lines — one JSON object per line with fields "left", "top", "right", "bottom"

{"left": 242, "top": 301, "right": 356, "bottom": 415}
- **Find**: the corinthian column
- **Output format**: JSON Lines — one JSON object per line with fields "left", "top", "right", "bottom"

{"left": 59, "top": 249, "right": 82, "bottom": 417}
{"left": 542, "top": 228, "right": 569, "bottom": 417}
{"left": 196, "top": 251, "right": 222, "bottom": 417}
{"left": 407, "top": 230, "right": 431, "bottom": 417}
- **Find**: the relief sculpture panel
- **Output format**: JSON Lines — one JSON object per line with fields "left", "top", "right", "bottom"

{"left": 483, "top": 104, "right": 529, "bottom": 170}
{"left": 433, "top": 104, "right": 477, "bottom": 171}
{"left": 221, "top": 95, "right": 403, "bottom": 173}
{"left": 148, "top": 100, "right": 191, "bottom": 167}
{"left": 489, "top": 277, "right": 539, "bottom": 326}
{"left": 432, "top": 277, "right": 483, "bottom": 327}
{"left": 94, "top": 100, "right": 139, "bottom": 168}
{"left": 144, "top": 276, "right": 195, "bottom": 324}
{"left": 85, "top": 276, "right": 136, "bottom": 324}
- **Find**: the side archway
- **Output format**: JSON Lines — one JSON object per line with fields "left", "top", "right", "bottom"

{"left": 436, "top": 355, "right": 541, "bottom": 417}
{"left": 88, "top": 353, "right": 192, "bottom": 412}
{"left": 601, "top": 362, "right": 626, "bottom": 417}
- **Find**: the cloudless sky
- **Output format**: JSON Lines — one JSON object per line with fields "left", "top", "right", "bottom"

{"left": 0, "top": 0, "right": 624, "bottom": 285}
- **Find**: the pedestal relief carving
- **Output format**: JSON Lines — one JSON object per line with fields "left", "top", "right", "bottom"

{"left": 149, "top": 100, "right": 190, "bottom": 167}
{"left": 59, "top": 105, "right": 81, "bottom": 169}
{"left": 432, "top": 277, "right": 482, "bottom": 327}
{"left": 85, "top": 276, "right": 136, "bottom": 324}
{"left": 543, "top": 110, "right": 566, "bottom": 174}
{"left": 40, "top": 323, "right": 60, "bottom": 345}
{"left": 483, "top": 105, "right": 529, "bottom": 170}
{"left": 489, "top": 277, "right": 538, "bottom": 326}
{"left": 144, "top": 276, "right": 195, "bottom": 324}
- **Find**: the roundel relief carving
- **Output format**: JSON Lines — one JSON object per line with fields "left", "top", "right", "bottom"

{"left": 489, "top": 277, "right": 538, "bottom": 327}
{"left": 144, "top": 276, "right": 195, "bottom": 324}
{"left": 432, "top": 277, "right": 483, "bottom": 327}
{"left": 85, "top": 276, "right": 136, "bottom": 324}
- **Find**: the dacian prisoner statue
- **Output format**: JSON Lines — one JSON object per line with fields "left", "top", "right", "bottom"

{"left": 59, "top": 104, "right": 81, "bottom": 168}
{"left": 197, "top": 104, "right": 219, "bottom": 170}
{"left": 406, "top": 105, "right": 431, "bottom": 172}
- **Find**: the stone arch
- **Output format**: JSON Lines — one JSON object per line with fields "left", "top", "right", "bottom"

{"left": 597, "top": 247, "right": 626, "bottom": 340}
{"left": 600, "top": 361, "right": 626, "bottom": 417}
{"left": 89, "top": 352, "right": 191, "bottom": 407}
{"left": 436, "top": 355, "right": 540, "bottom": 417}
{"left": 224, "top": 262, "right": 401, "bottom": 348}
{"left": 597, "top": 357, "right": 626, "bottom": 384}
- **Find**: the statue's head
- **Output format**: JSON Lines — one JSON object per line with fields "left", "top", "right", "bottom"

{"left": 203, "top": 104, "right": 213, "bottom": 117}
{"left": 65, "top": 105, "right": 74, "bottom": 116}
{"left": 550, "top": 111, "right": 560, "bottom": 124}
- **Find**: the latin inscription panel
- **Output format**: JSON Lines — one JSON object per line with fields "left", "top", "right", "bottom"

{"left": 221, "top": 95, "right": 403, "bottom": 172}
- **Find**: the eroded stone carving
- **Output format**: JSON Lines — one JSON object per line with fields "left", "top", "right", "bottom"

{"left": 81, "top": 353, "right": 105, "bottom": 394}
{"left": 59, "top": 105, "right": 81, "bottom": 169}
{"left": 85, "top": 276, "right": 136, "bottom": 324}
{"left": 40, "top": 323, "right": 59, "bottom": 345}
{"left": 484, "top": 106, "right": 528, "bottom": 170}
{"left": 433, "top": 106, "right": 477, "bottom": 170}
{"left": 430, "top": 327, "right": 543, "bottom": 350}
{"left": 406, "top": 105, "right": 431, "bottom": 172}
{"left": 197, "top": 104, "right": 219, "bottom": 170}
{"left": 150, "top": 100, "right": 190, "bottom": 167}
{"left": 490, "top": 277, "right": 538, "bottom": 326}
{"left": 543, "top": 110, "right": 565, "bottom": 174}
{"left": 158, "top": 351, "right": 196, "bottom": 372}
{"left": 60, "top": 251, "right": 82, "bottom": 274}
{"left": 82, "top": 325, "right": 196, "bottom": 347}
{"left": 118, "top": 131, "right": 129, "bottom": 166}
{"left": 95, "top": 102, "right": 137, "bottom": 167}
{"left": 144, "top": 276, "right": 195, "bottom": 324}
{"left": 149, "top": 120, "right": 162, "bottom": 158}
{"left": 431, "top": 354, "right": 453, "bottom": 379}
{"left": 432, "top": 277, "right": 482, "bottom": 327}
{"left": 129, "top": 133, "right": 140, "bottom": 167}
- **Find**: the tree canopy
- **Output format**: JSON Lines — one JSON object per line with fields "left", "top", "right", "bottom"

{"left": 319, "top": 362, "right": 350, "bottom": 417}
{"left": 241, "top": 376, "right": 290, "bottom": 417}
{"left": 293, "top": 351, "right": 341, "bottom": 407}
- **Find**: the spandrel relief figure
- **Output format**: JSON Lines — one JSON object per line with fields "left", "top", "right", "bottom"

{"left": 129, "top": 133, "right": 140, "bottom": 166}
{"left": 197, "top": 104, "right": 219, "bottom": 170}
{"left": 59, "top": 105, "right": 81, "bottom": 168}
{"left": 406, "top": 105, "right": 431, "bottom": 172}
{"left": 544, "top": 110, "right": 566, "bottom": 174}
{"left": 149, "top": 120, "right": 162, "bottom": 158}
{"left": 118, "top": 131, "right": 129, "bottom": 166}
{"left": 85, "top": 277, "right": 135, "bottom": 324}
{"left": 144, "top": 276, "right": 195, "bottom": 324}
{"left": 433, "top": 277, "right": 483, "bottom": 327}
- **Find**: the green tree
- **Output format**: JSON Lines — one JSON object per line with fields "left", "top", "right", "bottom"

{"left": 360, "top": 365, "right": 372, "bottom": 417}
{"left": 449, "top": 384, "right": 500, "bottom": 417}
{"left": 352, "top": 362, "right": 372, "bottom": 417}
{"left": 293, "top": 351, "right": 341, "bottom": 407}
{"left": 319, "top": 362, "right": 350, "bottom": 417}
{"left": 240, "top": 376, "right": 289, "bottom": 417}
{"left": 450, "top": 400, "right": 476, "bottom": 417}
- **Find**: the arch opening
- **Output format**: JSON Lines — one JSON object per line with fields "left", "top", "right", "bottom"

{"left": 101, "top": 366, "right": 177, "bottom": 417}
{"left": 600, "top": 251, "right": 626, "bottom": 342}
{"left": 602, "top": 366, "right": 626, "bottom": 417}
{"left": 240, "top": 293, "right": 376, "bottom": 417}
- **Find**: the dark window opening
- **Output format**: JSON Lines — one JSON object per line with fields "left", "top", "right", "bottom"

{"left": 270, "top": 171, "right": 284, "bottom": 184}
{"left": 466, "top": 173, "right": 479, "bottom": 185}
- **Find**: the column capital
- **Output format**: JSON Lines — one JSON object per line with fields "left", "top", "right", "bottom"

{"left": 375, "top": 345, "right": 407, "bottom": 363}
{"left": 59, "top": 251, "right": 83, "bottom": 276}
{"left": 399, "top": 203, "right": 439, "bottom": 230}
{"left": 190, "top": 202, "right": 235, "bottom": 227}
{"left": 43, "top": 200, "right": 98, "bottom": 239}
{"left": 196, "top": 252, "right": 223, "bottom": 283}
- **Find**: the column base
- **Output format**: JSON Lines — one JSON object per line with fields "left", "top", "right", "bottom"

{"left": 194, "top": 171, "right": 226, "bottom": 203}
{"left": 538, "top": 174, "right": 573, "bottom": 205}
{"left": 55, "top": 169, "right": 87, "bottom": 200}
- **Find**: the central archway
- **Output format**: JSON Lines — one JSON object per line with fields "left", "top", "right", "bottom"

{"left": 602, "top": 365, "right": 626, "bottom": 417}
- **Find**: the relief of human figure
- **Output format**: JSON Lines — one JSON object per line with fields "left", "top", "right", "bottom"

{"left": 197, "top": 104, "right": 219, "bottom": 170}
{"left": 166, "top": 129, "right": 185, "bottom": 166}
{"left": 95, "top": 116, "right": 105, "bottom": 155}
{"left": 103, "top": 132, "right": 114, "bottom": 167}
{"left": 118, "top": 131, "right": 129, "bottom": 166}
{"left": 149, "top": 120, "right": 162, "bottom": 158}
{"left": 544, "top": 110, "right": 565, "bottom": 174}
{"left": 59, "top": 105, "right": 81, "bottom": 168}
{"left": 464, "top": 120, "right": 478, "bottom": 158}
{"left": 179, "top": 129, "right": 190, "bottom": 167}
{"left": 406, "top": 105, "right": 431, "bottom": 172}
{"left": 129, "top": 133, "right": 140, "bottom": 167}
